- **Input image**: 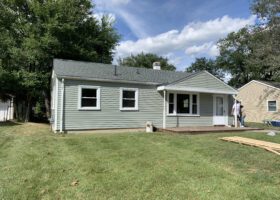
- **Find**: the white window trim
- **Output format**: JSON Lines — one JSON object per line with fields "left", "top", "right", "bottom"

{"left": 167, "top": 92, "right": 200, "bottom": 116}
{"left": 267, "top": 100, "right": 277, "bottom": 112}
{"left": 120, "top": 88, "right": 139, "bottom": 111}
{"left": 78, "top": 85, "right": 101, "bottom": 110}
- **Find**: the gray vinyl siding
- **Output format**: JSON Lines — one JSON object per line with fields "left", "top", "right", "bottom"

{"left": 171, "top": 71, "right": 236, "bottom": 92}
{"left": 166, "top": 93, "right": 214, "bottom": 127}
{"left": 60, "top": 79, "right": 163, "bottom": 130}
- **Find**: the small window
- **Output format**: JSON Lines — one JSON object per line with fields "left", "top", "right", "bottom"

{"left": 120, "top": 88, "right": 138, "bottom": 110}
{"left": 78, "top": 86, "right": 100, "bottom": 110}
{"left": 168, "top": 93, "right": 174, "bottom": 114}
{"left": 268, "top": 100, "right": 277, "bottom": 112}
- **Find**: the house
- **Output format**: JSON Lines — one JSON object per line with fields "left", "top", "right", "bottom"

{"left": 237, "top": 80, "right": 280, "bottom": 123}
{"left": 50, "top": 59, "right": 237, "bottom": 132}
{"left": 0, "top": 98, "right": 14, "bottom": 122}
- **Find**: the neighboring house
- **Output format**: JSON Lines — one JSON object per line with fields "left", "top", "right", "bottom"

{"left": 51, "top": 59, "right": 237, "bottom": 132}
{"left": 0, "top": 98, "right": 14, "bottom": 122}
{"left": 237, "top": 80, "right": 280, "bottom": 123}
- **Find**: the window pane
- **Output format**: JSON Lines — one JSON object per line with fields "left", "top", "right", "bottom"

{"left": 123, "top": 99, "right": 135, "bottom": 108}
{"left": 216, "top": 97, "right": 224, "bottom": 116}
{"left": 123, "top": 90, "right": 135, "bottom": 99}
{"left": 268, "top": 101, "right": 276, "bottom": 111}
{"left": 169, "top": 104, "right": 174, "bottom": 114}
{"left": 192, "top": 95, "right": 197, "bottom": 104}
{"left": 192, "top": 105, "right": 197, "bottom": 114}
{"left": 82, "top": 99, "right": 96, "bottom": 107}
{"left": 82, "top": 89, "right": 96, "bottom": 97}
{"left": 169, "top": 93, "right": 174, "bottom": 103}
{"left": 177, "top": 94, "right": 190, "bottom": 113}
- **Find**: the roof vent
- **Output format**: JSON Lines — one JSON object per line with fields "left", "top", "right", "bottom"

{"left": 153, "top": 62, "right": 161, "bottom": 70}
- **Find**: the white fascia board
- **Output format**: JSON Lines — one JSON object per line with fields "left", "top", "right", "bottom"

{"left": 57, "top": 75, "right": 159, "bottom": 86}
{"left": 157, "top": 86, "right": 238, "bottom": 95}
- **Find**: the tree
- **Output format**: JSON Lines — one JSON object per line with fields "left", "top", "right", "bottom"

{"left": 186, "top": 57, "right": 225, "bottom": 79}
{"left": 0, "top": 0, "right": 120, "bottom": 121}
{"left": 250, "top": 0, "right": 280, "bottom": 81}
{"left": 215, "top": 0, "right": 280, "bottom": 88}
{"left": 216, "top": 28, "right": 255, "bottom": 87}
{"left": 118, "top": 53, "right": 176, "bottom": 71}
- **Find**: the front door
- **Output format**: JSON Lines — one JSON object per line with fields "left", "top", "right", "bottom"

{"left": 213, "top": 95, "right": 228, "bottom": 125}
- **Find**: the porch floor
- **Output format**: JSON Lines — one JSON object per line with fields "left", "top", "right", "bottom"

{"left": 160, "top": 126, "right": 261, "bottom": 134}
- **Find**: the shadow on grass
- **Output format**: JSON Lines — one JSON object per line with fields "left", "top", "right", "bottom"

{"left": 246, "top": 122, "right": 280, "bottom": 131}
{"left": 0, "top": 121, "right": 22, "bottom": 127}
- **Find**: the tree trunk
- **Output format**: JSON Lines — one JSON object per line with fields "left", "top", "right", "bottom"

{"left": 25, "top": 96, "right": 32, "bottom": 122}
{"left": 14, "top": 98, "right": 18, "bottom": 121}
{"left": 43, "top": 90, "right": 51, "bottom": 119}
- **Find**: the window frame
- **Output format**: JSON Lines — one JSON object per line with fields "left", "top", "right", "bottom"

{"left": 167, "top": 92, "right": 200, "bottom": 116}
{"left": 78, "top": 85, "right": 101, "bottom": 110}
{"left": 267, "top": 100, "right": 277, "bottom": 112}
{"left": 120, "top": 88, "right": 139, "bottom": 111}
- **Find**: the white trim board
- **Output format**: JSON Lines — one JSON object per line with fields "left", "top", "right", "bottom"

{"left": 77, "top": 85, "right": 101, "bottom": 110}
{"left": 267, "top": 100, "right": 278, "bottom": 112}
{"left": 57, "top": 75, "right": 159, "bottom": 86}
{"left": 119, "top": 87, "right": 139, "bottom": 111}
{"left": 157, "top": 86, "right": 237, "bottom": 95}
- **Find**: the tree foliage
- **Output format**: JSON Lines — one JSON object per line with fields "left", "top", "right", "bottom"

{"left": 0, "top": 0, "right": 120, "bottom": 121}
{"left": 250, "top": 0, "right": 280, "bottom": 82}
{"left": 186, "top": 57, "right": 224, "bottom": 79}
{"left": 118, "top": 53, "right": 176, "bottom": 71}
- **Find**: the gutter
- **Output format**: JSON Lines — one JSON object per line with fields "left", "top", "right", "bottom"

{"left": 57, "top": 75, "right": 160, "bottom": 86}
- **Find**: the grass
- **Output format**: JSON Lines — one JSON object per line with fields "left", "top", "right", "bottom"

{"left": 1, "top": 123, "right": 280, "bottom": 200}
{"left": 246, "top": 122, "right": 280, "bottom": 131}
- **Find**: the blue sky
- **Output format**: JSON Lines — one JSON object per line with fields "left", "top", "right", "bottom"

{"left": 94, "top": 0, "right": 255, "bottom": 71}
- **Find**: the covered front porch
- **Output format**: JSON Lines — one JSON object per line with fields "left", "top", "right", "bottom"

{"left": 158, "top": 82, "right": 240, "bottom": 129}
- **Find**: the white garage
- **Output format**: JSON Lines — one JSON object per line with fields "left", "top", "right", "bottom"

{"left": 0, "top": 99, "right": 13, "bottom": 122}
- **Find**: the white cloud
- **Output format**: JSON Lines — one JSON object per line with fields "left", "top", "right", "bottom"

{"left": 115, "top": 15, "right": 256, "bottom": 60}
{"left": 185, "top": 42, "right": 219, "bottom": 57}
{"left": 94, "top": 0, "right": 131, "bottom": 7}
{"left": 111, "top": 0, "right": 131, "bottom": 6}
{"left": 93, "top": 12, "right": 116, "bottom": 23}
{"left": 116, "top": 9, "right": 149, "bottom": 38}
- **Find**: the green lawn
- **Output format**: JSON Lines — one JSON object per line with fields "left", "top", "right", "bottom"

{"left": 1, "top": 123, "right": 280, "bottom": 200}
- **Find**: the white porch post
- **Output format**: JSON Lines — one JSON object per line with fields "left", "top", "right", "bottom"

{"left": 163, "top": 90, "right": 166, "bottom": 129}
{"left": 60, "top": 78, "right": 65, "bottom": 133}
{"left": 234, "top": 98, "right": 237, "bottom": 128}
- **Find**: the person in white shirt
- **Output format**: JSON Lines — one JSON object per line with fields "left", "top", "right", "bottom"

{"left": 231, "top": 100, "right": 241, "bottom": 126}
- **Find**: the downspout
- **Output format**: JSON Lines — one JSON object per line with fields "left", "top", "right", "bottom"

{"left": 60, "top": 78, "right": 65, "bottom": 133}
{"left": 163, "top": 90, "right": 166, "bottom": 129}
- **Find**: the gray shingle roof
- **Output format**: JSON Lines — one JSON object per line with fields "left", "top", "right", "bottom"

{"left": 53, "top": 59, "right": 191, "bottom": 85}
{"left": 258, "top": 80, "right": 280, "bottom": 89}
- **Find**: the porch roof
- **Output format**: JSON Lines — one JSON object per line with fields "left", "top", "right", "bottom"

{"left": 157, "top": 85, "right": 238, "bottom": 95}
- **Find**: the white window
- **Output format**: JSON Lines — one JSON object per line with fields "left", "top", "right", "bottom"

{"left": 78, "top": 86, "right": 100, "bottom": 110}
{"left": 120, "top": 88, "right": 138, "bottom": 111}
{"left": 168, "top": 93, "right": 199, "bottom": 116}
{"left": 267, "top": 100, "right": 277, "bottom": 112}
